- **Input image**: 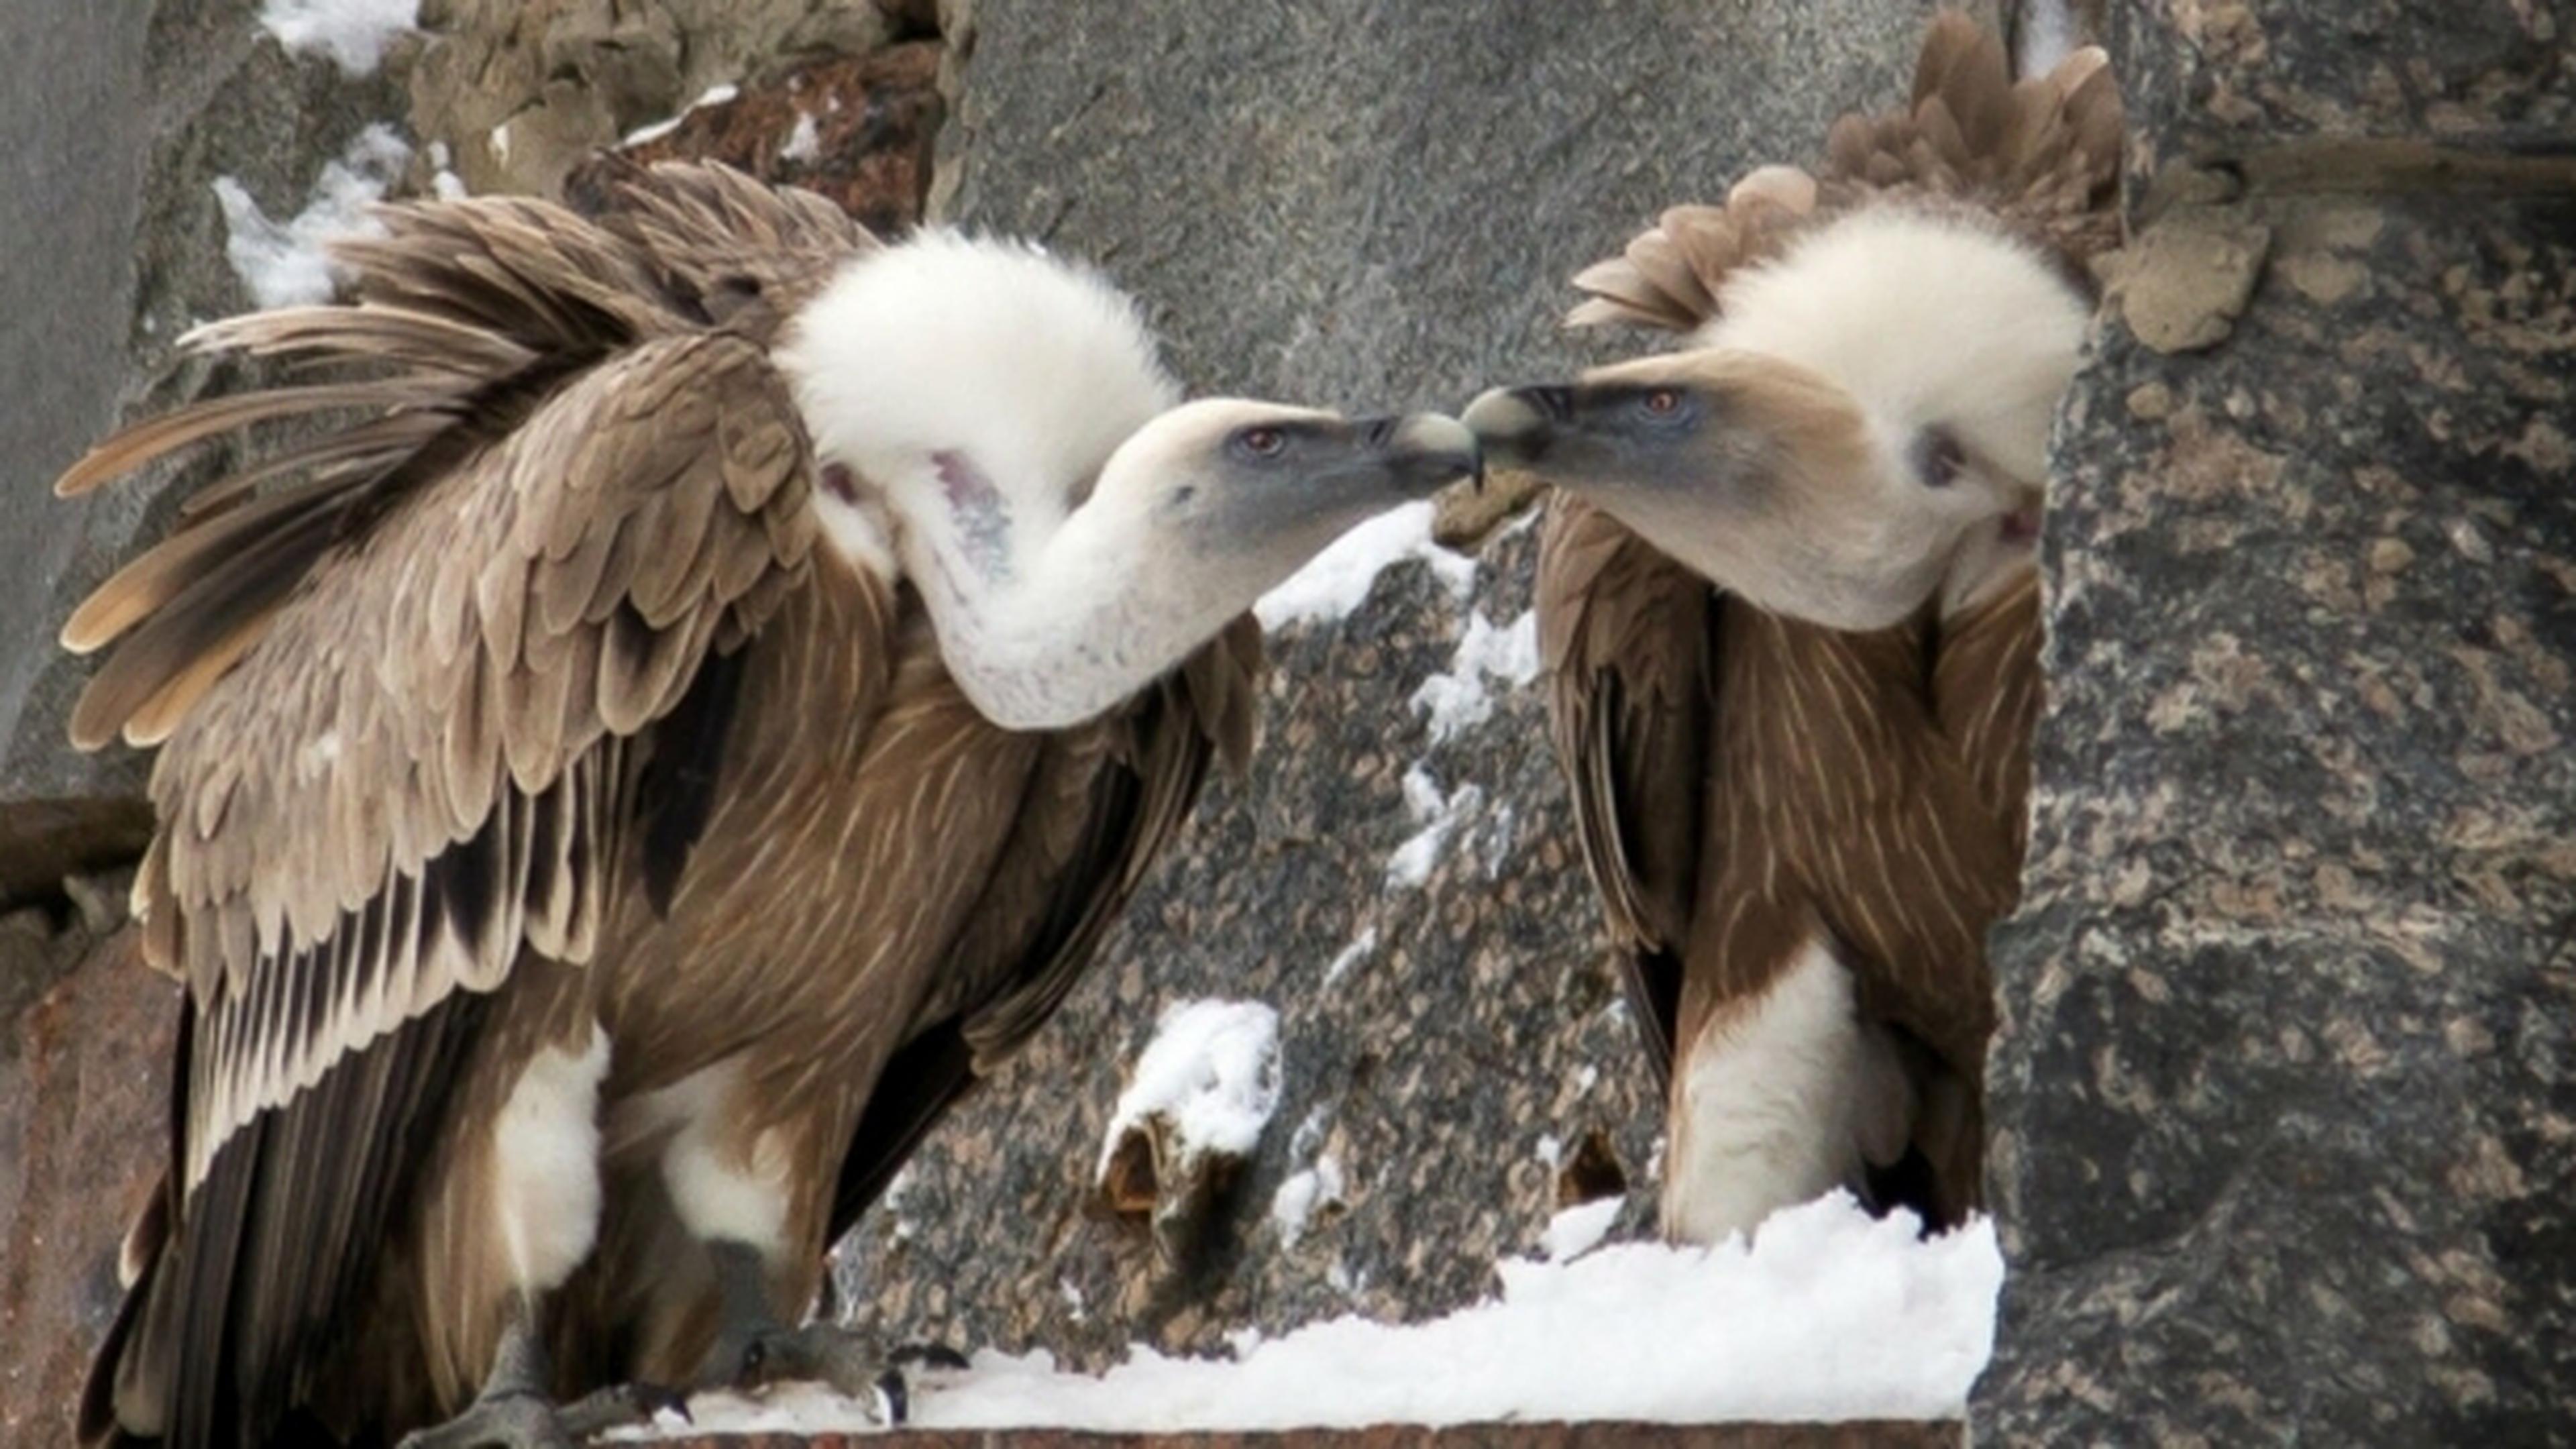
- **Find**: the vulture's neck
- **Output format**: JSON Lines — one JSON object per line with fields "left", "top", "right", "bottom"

{"left": 893, "top": 461, "right": 1199, "bottom": 732}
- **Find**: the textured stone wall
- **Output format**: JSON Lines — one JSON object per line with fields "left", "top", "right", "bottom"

{"left": 1974, "top": 2, "right": 2576, "bottom": 1442}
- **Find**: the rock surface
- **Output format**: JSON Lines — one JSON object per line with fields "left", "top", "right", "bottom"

{"left": 0, "top": 900, "right": 178, "bottom": 1444}
{"left": 1975, "top": 2, "right": 2576, "bottom": 1443}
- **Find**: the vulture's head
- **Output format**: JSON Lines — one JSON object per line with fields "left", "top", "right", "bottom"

{"left": 1467, "top": 209, "right": 2086, "bottom": 631}
{"left": 780, "top": 230, "right": 1478, "bottom": 727}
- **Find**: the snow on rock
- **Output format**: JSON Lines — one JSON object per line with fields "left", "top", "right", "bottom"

{"left": 780, "top": 110, "right": 823, "bottom": 162}
{"left": 1539, "top": 1196, "right": 1621, "bottom": 1263}
{"left": 1255, "top": 501, "right": 1477, "bottom": 632}
{"left": 627, "top": 1194, "right": 1998, "bottom": 1436}
{"left": 1268, "top": 1154, "right": 1346, "bottom": 1250}
{"left": 1320, "top": 924, "right": 1379, "bottom": 989}
{"left": 623, "top": 84, "right": 743, "bottom": 147}
{"left": 258, "top": 0, "right": 418, "bottom": 75}
{"left": 211, "top": 125, "right": 412, "bottom": 310}
{"left": 1409, "top": 607, "right": 1541, "bottom": 745}
{"left": 1385, "top": 764, "right": 1482, "bottom": 890}
{"left": 1095, "top": 1000, "right": 1283, "bottom": 1180}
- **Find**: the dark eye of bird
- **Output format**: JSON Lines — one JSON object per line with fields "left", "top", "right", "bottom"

{"left": 1643, "top": 389, "right": 1680, "bottom": 415}
{"left": 1915, "top": 427, "right": 1967, "bottom": 488}
{"left": 1235, "top": 426, "right": 1287, "bottom": 460}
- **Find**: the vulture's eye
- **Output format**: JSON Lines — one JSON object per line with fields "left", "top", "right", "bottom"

{"left": 1915, "top": 428, "right": 1967, "bottom": 488}
{"left": 1641, "top": 389, "right": 1682, "bottom": 417}
{"left": 1233, "top": 426, "right": 1288, "bottom": 460}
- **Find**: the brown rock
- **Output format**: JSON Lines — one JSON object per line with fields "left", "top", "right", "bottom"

{"left": 0, "top": 925, "right": 179, "bottom": 1446}
{"left": 588, "top": 43, "right": 945, "bottom": 236}
{"left": 409, "top": 0, "right": 902, "bottom": 199}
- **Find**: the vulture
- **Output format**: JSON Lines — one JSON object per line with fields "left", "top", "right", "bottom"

{"left": 1465, "top": 12, "right": 2121, "bottom": 1244}
{"left": 58, "top": 161, "right": 1478, "bottom": 1448}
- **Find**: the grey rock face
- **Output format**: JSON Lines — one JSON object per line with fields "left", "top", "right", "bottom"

{"left": 0, "top": 0, "right": 409, "bottom": 896}
{"left": 934, "top": 0, "right": 1968, "bottom": 411}
{"left": 1974, "top": 3, "right": 2576, "bottom": 1443}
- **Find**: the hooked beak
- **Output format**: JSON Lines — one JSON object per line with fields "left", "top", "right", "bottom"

{"left": 1352, "top": 411, "right": 1483, "bottom": 496}
{"left": 1461, "top": 386, "right": 1570, "bottom": 469}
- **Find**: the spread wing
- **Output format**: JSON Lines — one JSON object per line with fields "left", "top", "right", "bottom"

{"left": 62, "top": 166, "right": 857, "bottom": 1446}
{"left": 824, "top": 616, "right": 1263, "bottom": 1236}
{"left": 1566, "top": 11, "right": 2122, "bottom": 335}
{"left": 1536, "top": 495, "right": 1715, "bottom": 1085}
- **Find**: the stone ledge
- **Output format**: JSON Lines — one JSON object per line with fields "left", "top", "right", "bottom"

{"left": 647, "top": 1425, "right": 1961, "bottom": 1448}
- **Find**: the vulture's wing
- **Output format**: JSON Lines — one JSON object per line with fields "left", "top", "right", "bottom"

{"left": 1567, "top": 12, "right": 2122, "bottom": 335}
{"left": 1932, "top": 568, "right": 2046, "bottom": 859}
{"left": 824, "top": 616, "right": 1264, "bottom": 1235}
{"left": 62, "top": 167, "right": 855, "bottom": 1446}
{"left": 1536, "top": 495, "right": 1715, "bottom": 1085}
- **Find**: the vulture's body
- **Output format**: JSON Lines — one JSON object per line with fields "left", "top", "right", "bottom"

{"left": 62, "top": 164, "right": 1472, "bottom": 1446}
{"left": 1469, "top": 13, "right": 2121, "bottom": 1241}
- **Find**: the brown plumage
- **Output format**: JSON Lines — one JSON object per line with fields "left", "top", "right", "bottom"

{"left": 62, "top": 161, "right": 1471, "bottom": 1446}
{"left": 1472, "top": 11, "right": 2120, "bottom": 1242}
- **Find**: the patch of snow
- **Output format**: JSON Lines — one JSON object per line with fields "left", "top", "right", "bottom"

{"left": 1269, "top": 1155, "right": 1346, "bottom": 1250}
{"left": 258, "top": 0, "right": 417, "bottom": 75}
{"left": 879, "top": 1165, "right": 918, "bottom": 1242}
{"left": 1324, "top": 1257, "right": 1367, "bottom": 1298}
{"left": 211, "top": 125, "right": 411, "bottom": 309}
{"left": 1320, "top": 924, "right": 1378, "bottom": 990}
{"left": 1255, "top": 501, "right": 1477, "bottom": 631}
{"left": 423, "top": 140, "right": 468, "bottom": 200}
{"left": 1536, "top": 1133, "right": 1564, "bottom": 1170}
{"left": 626, "top": 1194, "right": 1998, "bottom": 1435}
{"left": 1540, "top": 1196, "right": 1623, "bottom": 1263}
{"left": 623, "top": 83, "right": 743, "bottom": 147}
{"left": 1409, "top": 607, "right": 1540, "bottom": 745}
{"left": 1576, "top": 1063, "right": 1599, "bottom": 1093}
{"left": 1097, "top": 1000, "right": 1283, "bottom": 1177}
{"left": 1385, "top": 764, "right": 1481, "bottom": 890}
{"left": 1059, "top": 1277, "right": 1087, "bottom": 1323}
{"left": 780, "top": 110, "right": 822, "bottom": 162}
{"left": 1478, "top": 801, "right": 1519, "bottom": 879}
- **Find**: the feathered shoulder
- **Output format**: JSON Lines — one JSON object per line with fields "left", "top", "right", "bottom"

{"left": 1566, "top": 9, "right": 2123, "bottom": 335}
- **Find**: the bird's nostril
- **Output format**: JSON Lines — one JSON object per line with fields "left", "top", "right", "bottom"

{"left": 1358, "top": 415, "right": 1398, "bottom": 448}
{"left": 1523, "top": 386, "right": 1574, "bottom": 421}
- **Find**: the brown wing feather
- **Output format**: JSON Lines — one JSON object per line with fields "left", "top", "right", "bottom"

{"left": 68, "top": 164, "right": 864, "bottom": 1448}
{"left": 1537, "top": 496, "right": 1717, "bottom": 1081}
{"left": 826, "top": 614, "right": 1264, "bottom": 1238}
{"left": 1566, "top": 9, "right": 2121, "bottom": 337}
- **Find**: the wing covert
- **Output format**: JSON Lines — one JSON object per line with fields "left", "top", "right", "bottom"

{"left": 1537, "top": 496, "right": 1717, "bottom": 1081}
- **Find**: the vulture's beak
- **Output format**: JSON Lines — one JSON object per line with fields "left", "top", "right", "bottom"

{"left": 1354, "top": 411, "right": 1483, "bottom": 495}
{"left": 1462, "top": 385, "right": 1569, "bottom": 469}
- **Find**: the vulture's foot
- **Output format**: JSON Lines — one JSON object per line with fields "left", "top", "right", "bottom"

{"left": 394, "top": 1390, "right": 574, "bottom": 1449}
{"left": 396, "top": 1383, "right": 680, "bottom": 1448}
{"left": 731, "top": 1324, "right": 969, "bottom": 1424}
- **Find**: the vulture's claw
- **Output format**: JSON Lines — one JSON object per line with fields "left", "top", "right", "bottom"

{"left": 735, "top": 1322, "right": 884, "bottom": 1399}
{"left": 394, "top": 1381, "right": 678, "bottom": 1448}
{"left": 889, "top": 1340, "right": 973, "bottom": 1373}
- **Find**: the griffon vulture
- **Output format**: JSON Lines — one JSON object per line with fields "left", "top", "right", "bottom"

{"left": 60, "top": 162, "right": 1479, "bottom": 1447}
{"left": 1465, "top": 13, "right": 2121, "bottom": 1242}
